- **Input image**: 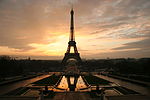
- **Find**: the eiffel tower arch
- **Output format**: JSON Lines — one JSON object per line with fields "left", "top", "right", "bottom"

{"left": 62, "top": 9, "right": 82, "bottom": 66}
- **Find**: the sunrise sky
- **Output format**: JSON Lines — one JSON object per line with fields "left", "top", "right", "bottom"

{"left": 0, "top": 0, "right": 150, "bottom": 59}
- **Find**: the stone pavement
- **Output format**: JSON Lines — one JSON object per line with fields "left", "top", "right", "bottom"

{"left": 45, "top": 92, "right": 99, "bottom": 100}
{"left": 0, "top": 92, "right": 149, "bottom": 100}
{"left": 106, "top": 95, "right": 150, "bottom": 100}
{"left": 44, "top": 92, "right": 150, "bottom": 100}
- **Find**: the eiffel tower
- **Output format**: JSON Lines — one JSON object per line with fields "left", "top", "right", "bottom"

{"left": 62, "top": 9, "right": 82, "bottom": 66}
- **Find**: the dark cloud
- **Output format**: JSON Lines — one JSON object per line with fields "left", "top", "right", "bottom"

{"left": 101, "top": 0, "right": 150, "bottom": 17}
{"left": 83, "top": 0, "right": 150, "bottom": 37}
{"left": 117, "top": 29, "right": 150, "bottom": 39}
{"left": 113, "top": 37, "right": 150, "bottom": 50}
{"left": 91, "top": 48, "right": 150, "bottom": 59}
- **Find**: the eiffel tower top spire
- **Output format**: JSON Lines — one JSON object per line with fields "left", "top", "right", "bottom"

{"left": 70, "top": 8, "right": 75, "bottom": 41}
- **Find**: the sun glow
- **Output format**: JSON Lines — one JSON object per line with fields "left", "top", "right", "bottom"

{"left": 29, "top": 34, "right": 68, "bottom": 56}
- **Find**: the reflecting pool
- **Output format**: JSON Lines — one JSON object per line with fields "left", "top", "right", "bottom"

{"left": 57, "top": 76, "right": 68, "bottom": 90}
{"left": 56, "top": 76, "right": 88, "bottom": 91}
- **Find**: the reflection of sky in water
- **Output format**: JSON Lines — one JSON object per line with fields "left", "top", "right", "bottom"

{"left": 76, "top": 76, "right": 88, "bottom": 89}
{"left": 56, "top": 76, "right": 88, "bottom": 91}
{"left": 70, "top": 77, "right": 75, "bottom": 85}
{"left": 57, "top": 76, "right": 68, "bottom": 90}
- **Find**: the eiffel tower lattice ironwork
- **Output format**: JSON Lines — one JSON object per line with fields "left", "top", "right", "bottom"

{"left": 62, "top": 9, "right": 82, "bottom": 66}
